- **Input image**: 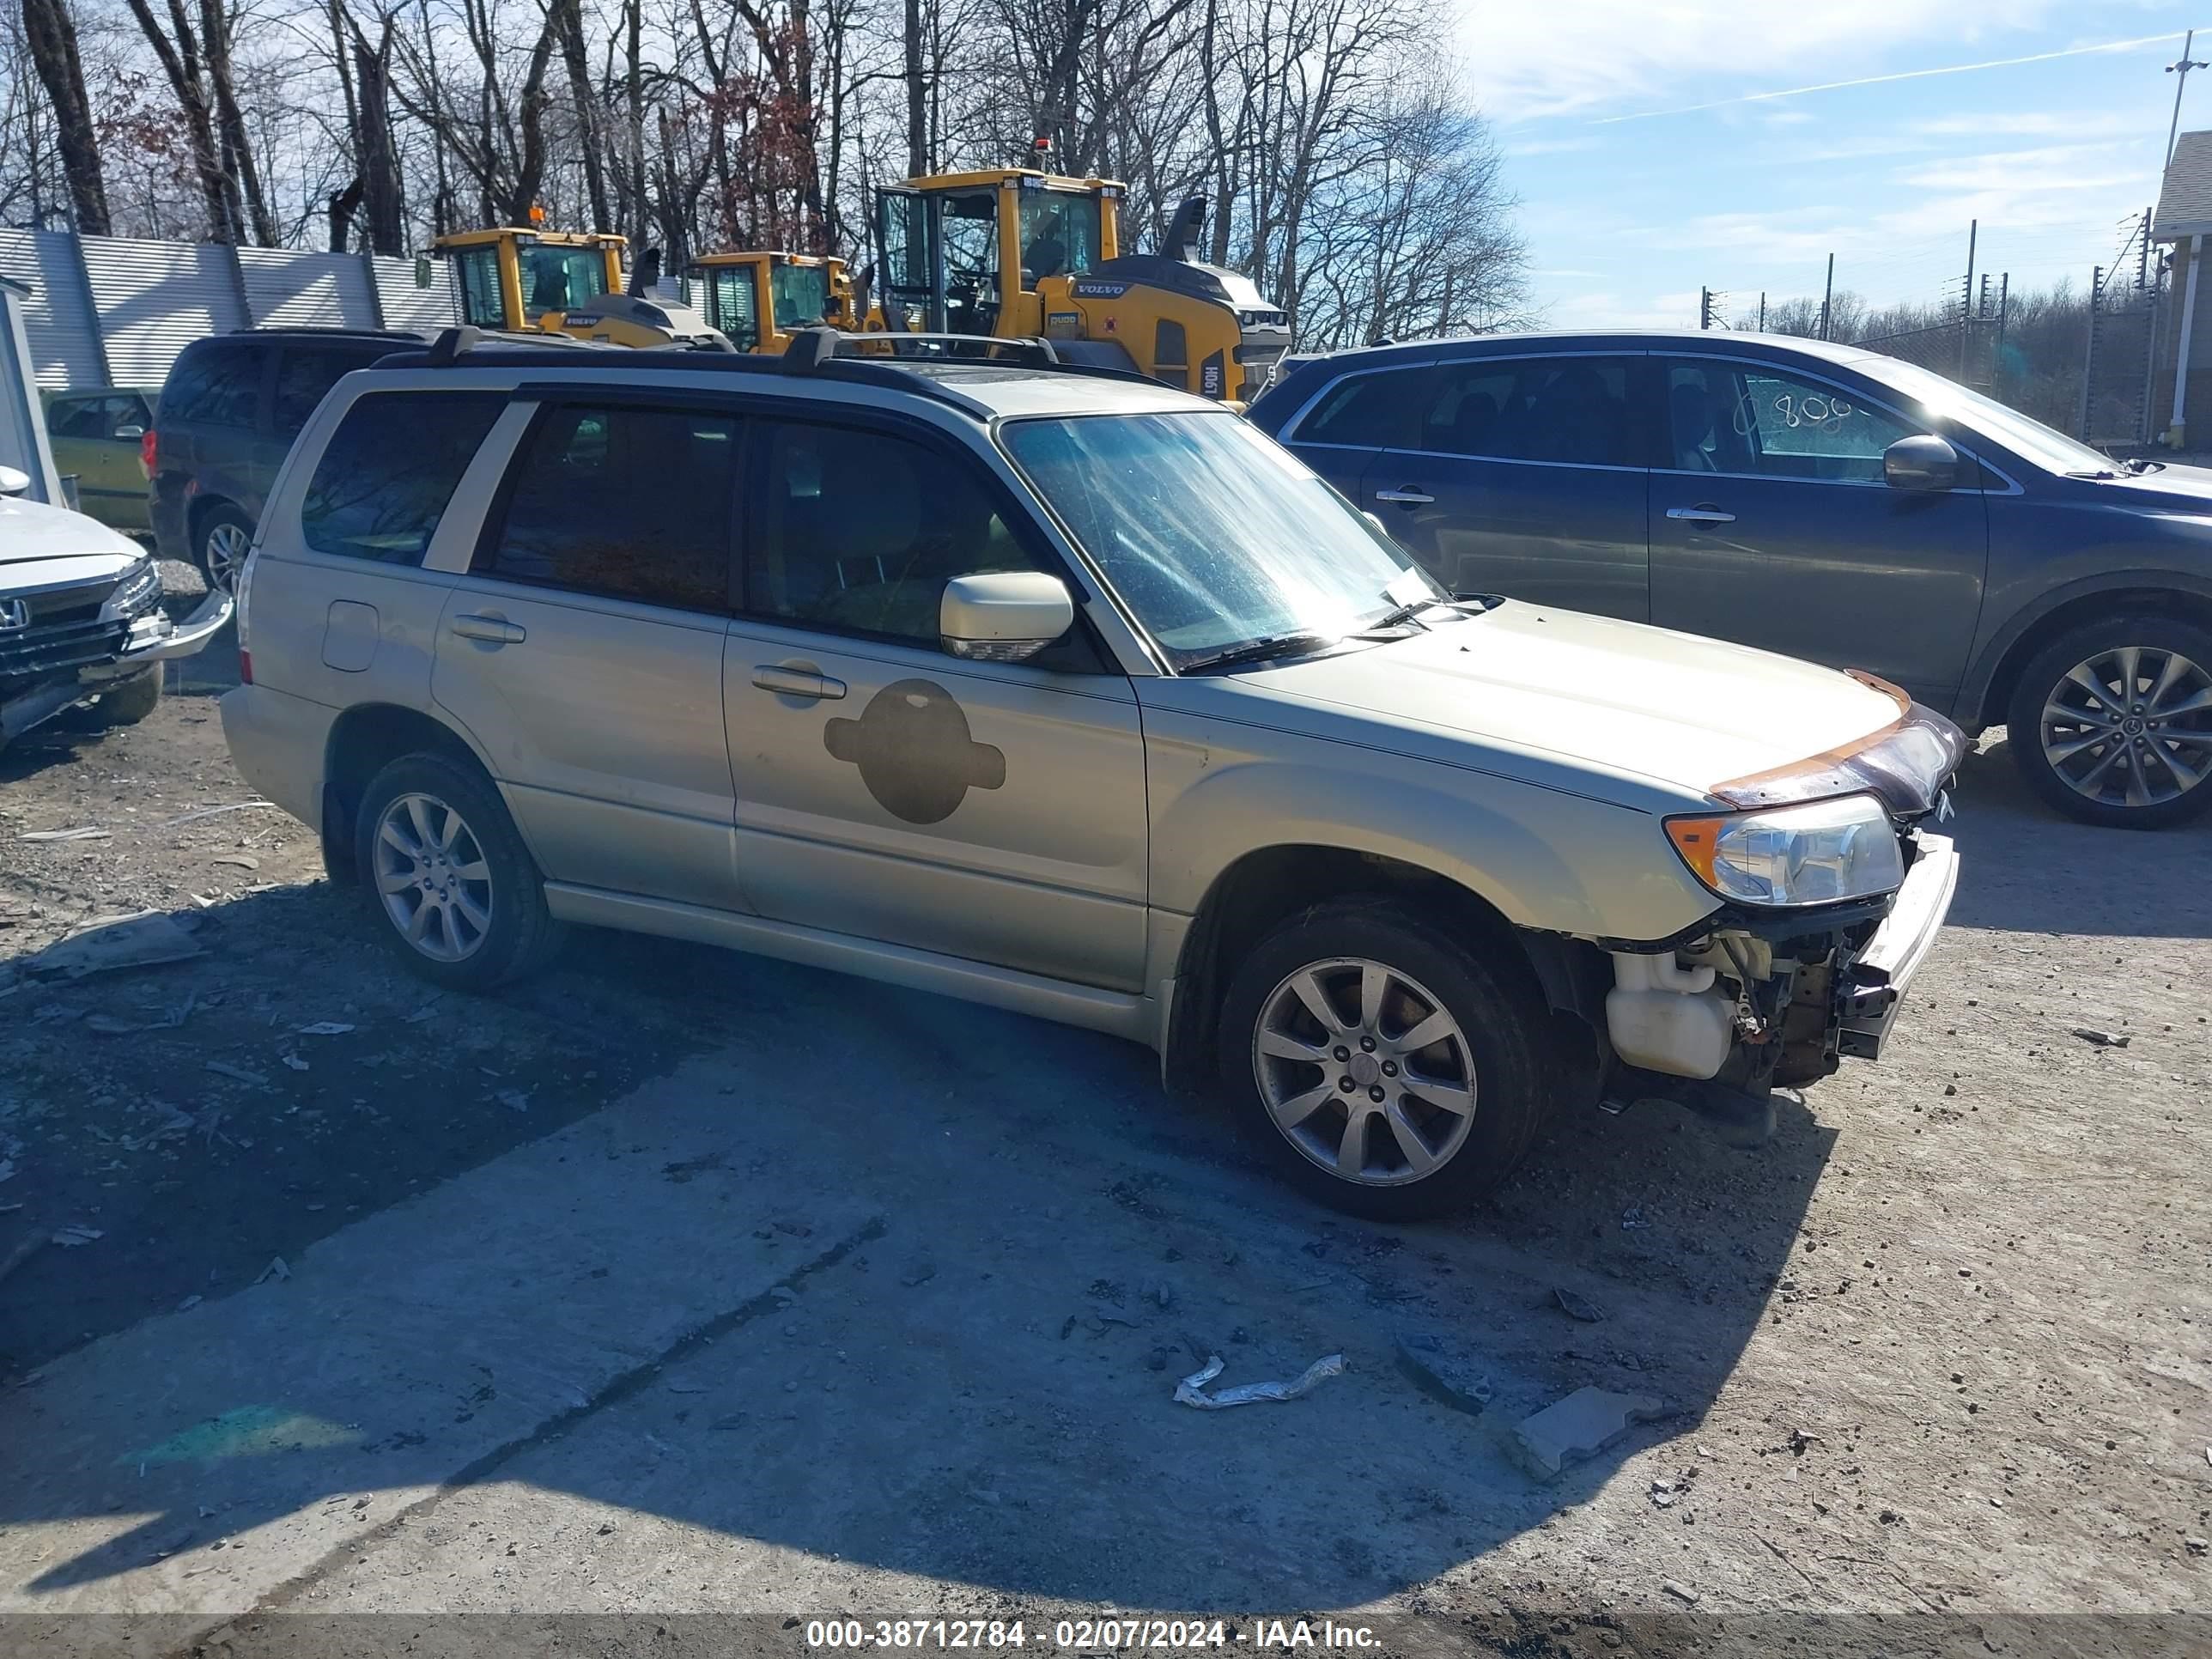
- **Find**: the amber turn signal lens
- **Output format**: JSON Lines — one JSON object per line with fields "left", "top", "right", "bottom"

{"left": 1665, "top": 816, "right": 1726, "bottom": 887}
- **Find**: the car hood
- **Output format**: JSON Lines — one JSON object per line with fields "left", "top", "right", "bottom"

{"left": 2070, "top": 461, "right": 2212, "bottom": 510}
{"left": 2, "top": 493, "right": 147, "bottom": 589}
{"left": 1231, "top": 602, "right": 1921, "bottom": 807}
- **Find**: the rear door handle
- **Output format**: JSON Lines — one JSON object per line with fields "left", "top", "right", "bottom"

{"left": 752, "top": 665, "right": 848, "bottom": 701}
{"left": 1374, "top": 488, "right": 1435, "bottom": 506}
{"left": 451, "top": 614, "right": 526, "bottom": 644}
{"left": 1665, "top": 505, "right": 1737, "bottom": 525}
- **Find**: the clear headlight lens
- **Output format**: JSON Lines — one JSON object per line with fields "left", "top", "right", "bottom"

{"left": 1665, "top": 793, "right": 1904, "bottom": 907}
{"left": 100, "top": 556, "right": 164, "bottom": 620}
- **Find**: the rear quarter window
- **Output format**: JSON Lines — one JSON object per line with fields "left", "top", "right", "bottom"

{"left": 300, "top": 391, "right": 507, "bottom": 565}
{"left": 160, "top": 343, "right": 261, "bottom": 428}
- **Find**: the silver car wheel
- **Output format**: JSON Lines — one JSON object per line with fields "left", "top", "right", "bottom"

{"left": 2039, "top": 645, "right": 2212, "bottom": 810}
{"left": 1251, "top": 956, "right": 1477, "bottom": 1187}
{"left": 204, "top": 520, "right": 251, "bottom": 594}
{"left": 373, "top": 792, "right": 495, "bottom": 963}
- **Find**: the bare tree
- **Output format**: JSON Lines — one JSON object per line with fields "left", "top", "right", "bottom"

{"left": 20, "top": 0, "right": 111, "bottom": 231}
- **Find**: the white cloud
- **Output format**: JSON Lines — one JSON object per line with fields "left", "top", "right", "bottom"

{"left": 1455, "top": 0, "right": 2132, "bottom": 124}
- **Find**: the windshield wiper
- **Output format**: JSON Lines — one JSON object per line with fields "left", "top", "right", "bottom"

{"left": 2124, "top": 457, "right": 2166, "bottom": 474}
{"left": 1177, "top": 631, "right": 1339, "bottom": 674}
{"left": 2065, "top": 468, "right": 2121, "bottom": 479}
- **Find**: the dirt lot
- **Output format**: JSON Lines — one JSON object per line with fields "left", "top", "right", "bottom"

{"left": 0, "top": 579, "right": 2207, "bottom": 1659}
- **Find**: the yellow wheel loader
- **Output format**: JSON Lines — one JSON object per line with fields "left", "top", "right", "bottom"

{"left": 428, "top": 225, "right": 725, "bottom": 348}
{"left": 688, "top": 252, "right": 862, "bottom": 353}
{"left": 870, "top": 169, "right": 1291, "bottom": 404}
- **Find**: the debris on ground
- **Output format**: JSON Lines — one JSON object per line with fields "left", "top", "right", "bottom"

{"left": 2069, "top": 1027, "right": 2130, "bottom": 1048}
{"left": 295, "top": 1021, "right": 356, "bottom": 1036}
{"left": 1174, "top": 1352, "right": 1344, "bottom": 1410}
{"left": 254, "top": 1257, "right": 290, "bottom": 1285}
{"left": 51, "top": 1226, "right": 105, "bottom": 1247}
{"left": 1650, "top": 1479, "right": 1676, "bottom": 1509}
{"left": 1510, "top": 1386, "right": 1669, "bottom": 1480}
{"left": 1394, "top": 1329, "right": 1493, "bottom": 1416}
{"left": 494, "top": 1089, "right": 532, "bottom": 1112}
{"left": 897, "top": 1261, "right": 937, "bottom": 1288}
{"left": 1553, "top": 1286, "right": 1605, "bottom": 1322}
{"left": 27, "top": 912, "right": 204, "bottom": 979}
{"left": 1662, "top": 1579, "right": 1700, "bottom": 1606}
{"left": 157, "top": 800, "right": 276, "bottom": 829}
{"left": 205, "top": 1060, "right": 270, "bottom": 1088}
{"left": 210, "top": 854, "right": 260, "bottom": 871}
{"left": 18, "top": 827, "right": 109, "bottom": 842}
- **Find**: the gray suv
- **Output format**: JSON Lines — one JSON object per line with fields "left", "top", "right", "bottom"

{"left": 221, "top": 330, "right": 1960, "bottom": 1218}
{"left": 1254, "top": 331, "right": 2212, "bottom": 830}
{"left": 149, "top": 327, "right": 428, "bottom": 593}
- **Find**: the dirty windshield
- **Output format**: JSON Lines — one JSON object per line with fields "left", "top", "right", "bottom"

{"left": 770, "top": 262, "right": 832, "bottom": 329}
{"left": 1000, "top": 410, "right": 1443, "bottom": 670}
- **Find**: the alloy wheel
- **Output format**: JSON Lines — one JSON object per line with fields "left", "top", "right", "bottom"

{"left": 1251, "top": 957, "right": 1478, "bottom": 1186}
{"left": 2039, "top": 645, "right": 2212, "bottom": 811}
{"left": 204, "top": 520, "right": 251, "bottom": 594}
{"left": 373, "top": 792, "right": 495, "bottom": 963}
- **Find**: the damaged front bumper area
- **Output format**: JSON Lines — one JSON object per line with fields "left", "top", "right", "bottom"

{"left": 1597, "top": 694, "right": 1965, "bottom": 1134}
{"left": 1, "top": 573, "right": 232, "bottom": 741}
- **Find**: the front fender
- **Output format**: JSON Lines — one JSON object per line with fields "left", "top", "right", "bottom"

{"left": 1145, "top": 731, "right": 1721, "bottom": 945}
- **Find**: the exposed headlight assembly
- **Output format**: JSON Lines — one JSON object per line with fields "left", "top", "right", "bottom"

{"left": 1665, "top": 793, "right": 1904, "bottom": 907}
{"left": 100, "top": 556, "right": 164, "bottom": 620}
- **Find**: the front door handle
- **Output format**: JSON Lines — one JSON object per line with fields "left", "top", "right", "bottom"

{"left": 451, "top": 613, "right": 526, "bottom": 644}
{"left": 752, "top": 665, "right": 848, "bottom": 701}
{"left": 1374, "top": 488, "right": 1435, "bottom": 506}
{"left": 1665, "top": 505, "right": 1737, "bottom": 525}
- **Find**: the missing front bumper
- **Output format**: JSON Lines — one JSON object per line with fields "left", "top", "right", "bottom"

{"left": 1834, "top": 831, "right": 1960, "bottom": 1060}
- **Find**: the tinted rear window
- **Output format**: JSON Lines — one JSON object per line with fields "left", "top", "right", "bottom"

{"left": 275, "top": 345, "right": 385, "bottom": 434}
{"left": 1295, "top": 367, "right": 1428, "bottom": 448}
{"left": 301, "top": 392, "right": 506, "bottom": 564}
{"left": 160, "top": 343, "right": 261, "bottom": 428}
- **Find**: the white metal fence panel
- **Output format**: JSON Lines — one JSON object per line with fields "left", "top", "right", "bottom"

{"left": 81, "top": 236, "right": 250, "bottom": 389}
{"left": 0, "top": 228, "right": 106, "bottom": 389}
{"left": 372, "top": 255, "right": 457, "bottom": 331}
{"left": 240, "top": 246, "right": 376, "bottom": 329}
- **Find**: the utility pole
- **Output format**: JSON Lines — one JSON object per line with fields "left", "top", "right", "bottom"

{"left": 2080, "top": 265, "right": 2103, "bottom": 438}
{"left": 1699, "top": 287, "right": 1711, "bottom": 330}
{"left": 1959, "top": 219, "right": 1978, "bottom": 376}
{"left": 1757, "top": 292, "right": 1765, "bottom": 331}
{"left": 2168, "top": 30, "right": 2206, "bottom": 166}
{"left": 1819, "top": 252, "right": 1834, "bottom": 341}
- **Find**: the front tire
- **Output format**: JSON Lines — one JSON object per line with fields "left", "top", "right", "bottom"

{"left": 2005, "top": 612, "right": 2212, "bottom": 828}
{"left": 72, "top": 667, "right": 162, "bottom": 729}
{"left": 353, "top": 752, "right": 565, "bottom": 990}
{"left": 1216, "top": 899, "right": 1550, "bottom": 1219}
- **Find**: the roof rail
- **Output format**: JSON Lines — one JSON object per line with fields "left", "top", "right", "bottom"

{"left": 778, "top": 327, "right": 1158, "bottom": 386}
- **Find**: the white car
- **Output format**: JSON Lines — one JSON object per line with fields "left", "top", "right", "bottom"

{"left": 0, "top": 462, "right": 231, "bottom": 746}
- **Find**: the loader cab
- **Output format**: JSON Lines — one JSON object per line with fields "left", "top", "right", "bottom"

{"left": 874, "top": 170, "right": 1121, "bottom": 338}
{"left": 692, "top": 252, "right": 854, "bottom": 353}
{"left": 431, "top": 228, "right": 626, "bottom": 331}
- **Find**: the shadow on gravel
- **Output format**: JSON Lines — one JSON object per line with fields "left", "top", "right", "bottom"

{"left": 1943, "top": 738, "right": 2212, "bottom": 939}
{"left": 3, "top": 868, "right": 1826, "bottom": 1613}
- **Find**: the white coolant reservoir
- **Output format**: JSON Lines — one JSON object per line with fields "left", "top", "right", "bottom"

{"left": 1606, "top": 951, "right": 1734, "bottom": 1079}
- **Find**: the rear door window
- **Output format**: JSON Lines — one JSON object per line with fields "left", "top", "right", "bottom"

{"left": 301, "top": 392, "right": 506, "bottom": 564}
{"left": 161, "top": 344, "right": 262, "bottom": 428}
{"left": 274, "top": 345, "right": 384, "bottom": 435}
{"left": 1293, "top": 368, "right": 1431, "bottom": 449}
{"left": 478, "top": 404, "right": 739, "bottom": 612}
{"left": 1421, "top": 356, "right": 1643, "bottom": 467}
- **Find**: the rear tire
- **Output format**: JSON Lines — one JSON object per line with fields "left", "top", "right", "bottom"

{"left": 193, "top": 503, "right": 253, "bottom": 596}
{"left": 1216, "top": 898, "right": 1550, "bottom": 1220}
{"left": 2005, "top": 611, "right": 2212, "bottom": 829}
{"left": 353, "top": 752, "right": 565, "bottom": 991}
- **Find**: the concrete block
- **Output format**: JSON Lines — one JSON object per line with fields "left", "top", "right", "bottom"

{"left": 1510, "top": 1386, "right": 1668, "bottom": 1480}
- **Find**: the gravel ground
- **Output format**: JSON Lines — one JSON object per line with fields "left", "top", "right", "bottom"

{"left": 0, "top": 571, "right": 2206, "bottom": 1658}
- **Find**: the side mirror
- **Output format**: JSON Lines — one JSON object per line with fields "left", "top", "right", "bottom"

{"left": 940, "top": 570, "right": 1075, "bottom": 663}
{"left": 1884, "top": 434, "right": 1960, "bottom": 492}
{"left": 0, "top": 465, "right": 30, "bottom": 496}
{"left": 114, "top": 424, "right": 145, "bottom": 441}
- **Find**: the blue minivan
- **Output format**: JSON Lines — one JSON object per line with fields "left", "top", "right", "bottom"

{"left": 1251, "top": 330, "right": 2212, "bottom": 829}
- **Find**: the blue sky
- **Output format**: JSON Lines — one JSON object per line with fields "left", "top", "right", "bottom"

{"left": 1461, "top": 1, "right": 2209, "bottom": 328}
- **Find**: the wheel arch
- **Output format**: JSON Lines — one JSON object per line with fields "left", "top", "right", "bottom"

{"left": 1966, "top": 574, "right": 2212, "bottom": 731}
{"left": 319, "top": 702, "right": 500, "bottom": 885}
{"left": 1159, "top": 842, "right": 1608, "bottom": 1103}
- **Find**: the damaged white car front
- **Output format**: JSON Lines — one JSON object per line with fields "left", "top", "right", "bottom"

{"left": 0, "top": 463, "right": 231, "bottom": 745}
